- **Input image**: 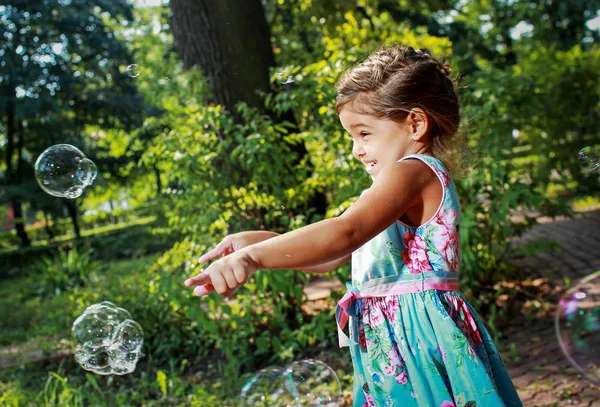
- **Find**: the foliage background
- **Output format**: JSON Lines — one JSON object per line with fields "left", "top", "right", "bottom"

{"left": 0, "top": 0, "right": 599, "bottom": 405}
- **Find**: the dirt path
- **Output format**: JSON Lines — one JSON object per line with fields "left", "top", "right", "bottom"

{"left": 503, "top": 210, "right": 600, "bottom": 406}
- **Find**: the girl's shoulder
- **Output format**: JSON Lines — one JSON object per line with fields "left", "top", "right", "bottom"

{"left": 399, "top": 154, "right": 452, "bottom": 189}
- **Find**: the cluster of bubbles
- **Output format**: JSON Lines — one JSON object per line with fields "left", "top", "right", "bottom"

{"left": 555, "top": 271, "right": 600, "bottom": 385}
{"left": 34, "top": 144, "right": 97, "bottom": 199}
{"left": 72, "top": 301, "right": 144, "bottom": 375}
{"left": 241, "top": 359, "right": 341, "bottom": 406}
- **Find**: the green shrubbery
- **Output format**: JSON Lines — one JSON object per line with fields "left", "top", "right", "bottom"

{"left": 33, "top": 246, "right": 95, "bottom": 298}
{"left": 135, "top": 15, "right": 575, "bottom": 390}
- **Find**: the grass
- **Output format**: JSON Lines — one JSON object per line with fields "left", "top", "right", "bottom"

{"left": 0, "top": 254, "right": 237, "bottom": 406}
{"left": 0, "top": 252, "right": 353, "bottom": 406}
{"left": 0, "top": 216, "right": 157, "bottom": 254}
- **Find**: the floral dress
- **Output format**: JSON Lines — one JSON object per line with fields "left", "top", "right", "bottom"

{"left": 336, "top": 154, "right": 523, "bottom": 407}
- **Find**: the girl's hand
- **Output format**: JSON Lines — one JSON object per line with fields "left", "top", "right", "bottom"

{"left": 184, "top": 250, "right": 258, "bottom": 298}
{"left": 196, "top": 231, "right": 279, "bottom": 263}
{"left": 190, "top": 231, "right": 278, "bottom": 296}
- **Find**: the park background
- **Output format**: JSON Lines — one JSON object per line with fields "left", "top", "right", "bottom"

{"left": 1, "top": 0, "right": 599, "bottom": 405}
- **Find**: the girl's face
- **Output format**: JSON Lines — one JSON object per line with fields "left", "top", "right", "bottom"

{"left": 339, "top": 108, "right": 414, "bottom": 180}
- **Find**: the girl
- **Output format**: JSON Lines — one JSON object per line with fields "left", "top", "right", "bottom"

{"left": 185, "top": 45, "right": 523, "bottom": 407}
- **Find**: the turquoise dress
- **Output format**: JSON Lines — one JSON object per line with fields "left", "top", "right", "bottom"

{"left": 336, "top": 154, "right": 523, "bottom": 407}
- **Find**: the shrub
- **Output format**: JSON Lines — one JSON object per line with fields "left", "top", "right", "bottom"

{"left": 33, "top": 246, "right": 95, "bottom": 298}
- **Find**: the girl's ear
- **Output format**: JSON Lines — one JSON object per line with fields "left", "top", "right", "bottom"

{"left": 407, "top": 108, "right": 429, "bottom": 140}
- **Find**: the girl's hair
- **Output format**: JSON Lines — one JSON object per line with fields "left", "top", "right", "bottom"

{"left": 335, "top": 45, "right": 467, "bottom": 177}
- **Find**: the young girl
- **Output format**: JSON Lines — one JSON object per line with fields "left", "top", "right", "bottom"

{"left": 185, "top": 45, "right": 523, "bottom": 407}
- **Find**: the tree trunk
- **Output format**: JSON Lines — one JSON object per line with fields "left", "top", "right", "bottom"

{"left": 169, "top": 0, "right": 327, "bottom": 219}
{"left": 154, "top": 163, "right": 162, "bottom": 195}
{"left": 5, "top": 100, "right": 31, "bottom": 247}
{"left": 170, "top": 0, "right": 275, "bottom": 115}
{"left": 43, "top": 210, "right": 55, "bottom": 241}
{"left": 65, "top": 200, "right": 81, "bottom": 239}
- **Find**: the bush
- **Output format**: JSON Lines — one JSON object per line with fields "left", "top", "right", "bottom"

{"left": 33, "top": 246, "right": 95, "bottom": 298}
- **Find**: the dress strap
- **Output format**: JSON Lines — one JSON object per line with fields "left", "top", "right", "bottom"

{"left": 336, "top": 272, "right": 460, "bottom": 347}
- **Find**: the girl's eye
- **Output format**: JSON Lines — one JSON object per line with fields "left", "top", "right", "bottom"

{"left": 360, "top": 132, "right": 370, "bottom": 137}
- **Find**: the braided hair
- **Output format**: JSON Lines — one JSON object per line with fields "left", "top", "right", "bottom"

{"left": 335, "top": 46, "right": 465, "bottom": 177}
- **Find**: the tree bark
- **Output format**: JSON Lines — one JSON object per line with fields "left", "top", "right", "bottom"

{"left": 154, "top": 163, "right": 162, "bottom": 196}
{"left": 43, "top": 211, "right": 55, "bottom": 241}
{"left": 169, "top": 0, "right": 327, "bottom": 218}
{"left": 65, "top": 200, "right": 81, "bottom": 239}
{"left": 170, "top": 0, "right": 275, "bottom": 115}
{"left": 5, "top": 100, "right": 31, "bottom": 247}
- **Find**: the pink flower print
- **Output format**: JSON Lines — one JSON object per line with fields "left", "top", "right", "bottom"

{"left": 438, "top": 345, "right": 447, "bottom": 362}
{"left": 381, "top": 296, "right": 400, "bottom": 323}
{"left": 434, "top": 209, "right": 457, "bottom": 239}
{"left": 431, "top": 165, "right": 451, "bottom": 188}
{"left": 358, "top": 322, "right": 367, "bottom": 350}
{"left": 366, "top": 302, "right": 386, "bottom": 327}
{"left": 396, "top": 368, "right": 408, "bottom": 385}
{"left": 442, "top": 239, "right": 459, "bottom": 272}
{"left": 448, "top": 296, "right": 483, "bottom": 346}
{"left": 402, "top": 232, "right": 433, "bottom": 274}
{"left": 386, "top": 347, "right": 403, "bottom": 366}
{"left": 431, "top": 209, "right": 459, "bottom": 271}
{"left": 383, "top": 363, "right": 394, "bottom": 376}
{"left": 363, "top": 392, "right": 376, "bottom": 407}
{"left": 440, "top": 401, "right": 456, "bottom": 407}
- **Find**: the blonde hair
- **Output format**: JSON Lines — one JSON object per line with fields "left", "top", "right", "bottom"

{"left": 336, "top": 45, "right": 467, "bottom": 178}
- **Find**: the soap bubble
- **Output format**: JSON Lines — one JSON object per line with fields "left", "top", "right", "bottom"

{"left": 34, "top": 144, "right": 97, "bottom": 199}
{"left": 72, "top": 301, "right": 144, "bottom": 375}
{"left": 277, "top": 72, "right": 294, "bottom": 85}
{"left": 578, "top": 146, "right": 600, "bottom": 172}
{"left": 241, "top": 360, "right": 341, "bottom": 406}
{"left": 284, "top": 359, "right": 341, "bottom": 406}
{"left": 241, "top": 367, "right": 294, "bottom": 406}
{"left": 555, "top": 271, "right": 600, "bottom": 384}
{"left": 126, "top": 64, "right": 140, "bottom": 78}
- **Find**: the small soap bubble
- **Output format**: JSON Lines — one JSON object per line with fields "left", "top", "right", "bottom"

{"left": 284, "top": 359, "right": 341, "bottom": 406}
{"left": 72, "top": 301, "right": 144, "bottom": 375}
{"left": 35, "top": 144, "right": 97, "bottom": 199}
{"left": 578, "top": 146, "right": 600, "bottom": 172}
{"left": 241, "top": 367, "right": 294, "bottom": 406}
{"left": 555, "top": 271, "right": 600, "bottom": 385}
{"left": 126, "top": 64, "right": 140, "bottom": 78}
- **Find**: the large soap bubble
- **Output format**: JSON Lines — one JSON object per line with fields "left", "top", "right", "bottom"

{"left": 241, "top": 367, "right": 294, "bottom": 406}
{"left": 72, "top": 301, "right": 144, "bottom": 375}
{"left": 283, "top": 359, "right": 341, "bottom": 406}
{"left": 35, "top": 144, "right": 97, "bottom": 199}
{"left": 555, "top": 271, "right": 600, "bottom": 385}
{"left": 240, "top": 359, "right": 341, "bottom": 406}
{"left": 578, "top": 146, "right": 600, "bottom": 172}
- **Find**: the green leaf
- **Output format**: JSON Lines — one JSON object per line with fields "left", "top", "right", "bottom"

{"left": 156, "top": 370, "right": 168, "bottom": 397}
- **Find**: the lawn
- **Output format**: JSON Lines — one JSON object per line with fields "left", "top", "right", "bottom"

{"left": 0, "top": 253, "right": 353, "bottom": 406}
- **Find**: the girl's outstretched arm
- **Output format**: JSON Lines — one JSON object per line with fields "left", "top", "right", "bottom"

{"left": 245, "top": 159, "right": 429, "bottom": 271}
{"left": 185, "top": 159, "right": 433, "bottom": 296}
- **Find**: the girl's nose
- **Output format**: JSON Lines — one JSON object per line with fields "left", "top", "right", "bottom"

{"left": 352, "top": 143, "right": 365, "bottom": 160}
